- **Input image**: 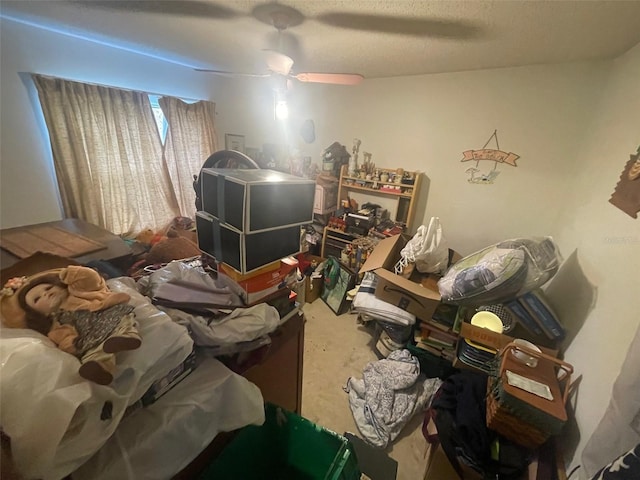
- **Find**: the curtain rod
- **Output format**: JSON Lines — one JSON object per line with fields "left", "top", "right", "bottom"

{"left": 30, "top": 72, "right": 202, "bottom": 103}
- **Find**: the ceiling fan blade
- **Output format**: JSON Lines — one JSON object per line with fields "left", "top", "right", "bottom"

{"left": 263, "top": 49, "right": 294, "bottom": 76}
{"left": 292, "top": 73, "right": 364, "bottom": 86}
{"left": 72, "top": 0, "right": 240, "bottom": 19}
{"left": 315, "top": 13, "right": 483, "bottom": 39}
{"left": 195, "top": 68, "right": 270, "bottom": 79}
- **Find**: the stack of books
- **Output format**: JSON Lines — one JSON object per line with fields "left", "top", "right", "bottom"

{"left": 504, "top": 289, "right": 565, "bottom": 341}
{"left": 413, "top": 302, "right": 463, "bottom": 362}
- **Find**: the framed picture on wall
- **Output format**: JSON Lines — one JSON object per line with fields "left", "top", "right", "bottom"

{"left": 321, "top": 258, "right": 356, "bottom": 315}
{"left": 225, "top": 134, "right": 245, "bottom": 153}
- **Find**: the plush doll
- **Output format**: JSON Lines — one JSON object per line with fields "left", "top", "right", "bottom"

{"left": 135, "top": 228, "right": 165, "bottom": 248}
{"left": 0, "top": 266, "right": 141, "bottom": 385}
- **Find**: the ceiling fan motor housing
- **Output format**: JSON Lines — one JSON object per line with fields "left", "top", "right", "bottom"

{"left": 252, "top": 4, "right": 304, "bottom": 31}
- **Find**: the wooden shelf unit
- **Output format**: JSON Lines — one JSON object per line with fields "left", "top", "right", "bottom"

{"left": 320, "top": 226, "right": 360, "bottom": 259}
{"left": 337, "top": 164, "right": 422, "bottom": 232}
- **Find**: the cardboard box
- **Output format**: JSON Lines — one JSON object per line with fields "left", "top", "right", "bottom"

{"left": 300, "top": 254, "right": 325, "bottom": 304}
{"left": 221, "top": 257, "right": 299, "bottom": 304}
{"left": 219, "top": 259, "right": 281, "bottom": 282}
{"left": 424, "top": 444, "right": 480, "bottom": 480}
{"left": 304, "top": 275, "right": 324, "bottom": 304}
{"left": 313, "top": 182, "right": 338, "bottom": 214}
{"left": 459, "top": 322, "right": 558, "bottom": 356}
{"left": 359, "top": 234, "right": 458, "bottom": 322}
{"left": 200, "top": 168, "right": 315, "bottom": 233}
{"left": 454, "top": 321, "right": 559, "bottom": 374}
{"left": 141, "top": 349, "right": 197, "bottom": 406}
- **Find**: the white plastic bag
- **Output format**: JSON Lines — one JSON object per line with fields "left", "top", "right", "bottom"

{"left": 400, "top": 217, "right": 449, "bottom": 274}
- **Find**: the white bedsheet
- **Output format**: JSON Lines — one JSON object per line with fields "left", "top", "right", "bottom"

{"left": 72, "top": 357, "right": 265, "bottom": 480}
{"left": 0, "top": 277, "right": 193, "bottom": 480}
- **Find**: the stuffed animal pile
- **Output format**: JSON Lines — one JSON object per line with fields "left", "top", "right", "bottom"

{"left": 128, "top": 217, "right": 202, "bottom": 275}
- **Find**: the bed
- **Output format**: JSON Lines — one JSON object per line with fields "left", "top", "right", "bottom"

{"left": 0, "top": 254, "right": 266, "bottom": 480}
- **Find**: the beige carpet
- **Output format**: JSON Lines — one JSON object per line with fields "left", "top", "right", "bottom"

{"left": 301, "top": 299, "right": 432, "bottom": 480}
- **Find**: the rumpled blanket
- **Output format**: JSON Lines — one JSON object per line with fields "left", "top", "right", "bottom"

{"left": 352, "top": 272, "right": 416, "bottom": 326}
{"left": 158, "top": 303, "right": 280, "bottom": 347}
{"left": 345, "top": 349, "right": 442, "bottom": 448}
{"left": 138, "top": 261, "right": 281, "bottom": 347}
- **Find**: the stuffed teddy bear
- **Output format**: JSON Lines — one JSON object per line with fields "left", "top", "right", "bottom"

{"left": 163, "top": 216, "right": 198, "bottom": 245}
{"left": 0, "top": 266, "right": 141, "bottom": 385}
{"left": 143, "top": 228, "right": 201, "bottom": 266}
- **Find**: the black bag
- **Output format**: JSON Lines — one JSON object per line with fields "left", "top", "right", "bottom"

{"left": 428, "top": 372, "right": 531, "bottom": 479}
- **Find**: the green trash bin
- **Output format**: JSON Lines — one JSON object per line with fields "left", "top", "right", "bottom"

{"left": 199, "top": 403, "right": 360, "bottom": 480}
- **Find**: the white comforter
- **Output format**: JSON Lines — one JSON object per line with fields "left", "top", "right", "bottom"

{"left": 0, "top": 277, "right": 194, "bottom": 480}
{"left": 72, "top": 357, "right": 265, "bottom": 480}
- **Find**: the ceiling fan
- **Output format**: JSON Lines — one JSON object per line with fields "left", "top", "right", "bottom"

{"left": 75, "top": 1, "right": 483, "bottom": 85}
{"left": 195, "top": 4, "right": 364, "bottom": 87}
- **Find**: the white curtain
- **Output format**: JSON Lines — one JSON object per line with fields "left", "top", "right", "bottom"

{"left": 580, "top": 322, "right": 640, "bottom": 478}
{"left": 32, "top": 75, "right": 181, "bottom": 236}
{"left": 159, "top": 97, "right": 218, "bottom": 218}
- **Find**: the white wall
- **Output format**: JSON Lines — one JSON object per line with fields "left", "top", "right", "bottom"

{"left": 553, "top": 43, "right": 640, "bottom": 473}
{"left": 294, "top": 55, "right": 639, "bottom": 470}
{"left": 2, "top": 16, "right": 639, "bottom": 473}
{"left": 294, "top": 64, "right": 609, "bottom": 254}
{"left": 0, "top": 18, "right": 288, "bottom": 229}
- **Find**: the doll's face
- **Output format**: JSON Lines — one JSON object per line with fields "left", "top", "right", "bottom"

{"left": 25, "top": 283, "right": 68, "bottom": 315}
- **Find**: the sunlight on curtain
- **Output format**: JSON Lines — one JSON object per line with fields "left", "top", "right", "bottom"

{"left": 159, "top": 97, "right": 217, "bottom": 217}
{"left": 32, "top": 75, "right": 180, "bottom": 236}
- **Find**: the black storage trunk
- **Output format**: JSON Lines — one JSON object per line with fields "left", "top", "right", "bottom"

{"left": 200, "top": 168, "right": 315, "bottom": 233}
{"left": 196, "top": 211, "right": 301, "bottom": 274}
{"left": 346, "top": 213, "right": 375, "bottom": 236}
{"left": 346, "top": 213, "right": 375, "bottom": 230}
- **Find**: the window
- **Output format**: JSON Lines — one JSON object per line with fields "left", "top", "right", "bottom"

{"left": 149, "top": 94, "right": 168, "bottom": 143}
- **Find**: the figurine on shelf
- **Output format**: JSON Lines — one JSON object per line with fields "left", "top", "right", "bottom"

{"left": 349, "top": 138, "right": 361, "bottom": 176}
{"left": 380, "top": 172, "right": 389, "bottom": 183}
{"left": 402, "top": 172, "right": 415, "bottom": 185}
{"left": 341, "top": 246, "right": 350, "bottom": 264}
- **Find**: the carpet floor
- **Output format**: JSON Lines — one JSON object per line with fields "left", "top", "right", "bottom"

{"left": 301, "top": 299, "right": 432, "bottom": 480}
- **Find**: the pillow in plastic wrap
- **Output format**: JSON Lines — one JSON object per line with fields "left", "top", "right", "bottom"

{"left": 438, "top": 247, "right": 527, "bottom": 306}
{"left": 495, "top": 237, "right": 560, "bottom": 289}
{"left": 438, "top": 237, "right": 561, "bottom": 306}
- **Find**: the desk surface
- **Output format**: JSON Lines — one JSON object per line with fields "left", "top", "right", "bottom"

{"left": 0, "top": 218, "right": 132, "bottom": 269}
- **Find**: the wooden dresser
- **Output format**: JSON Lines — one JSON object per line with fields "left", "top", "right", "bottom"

{"left": 173, "top": 310, "right": 305, "bottom": 479}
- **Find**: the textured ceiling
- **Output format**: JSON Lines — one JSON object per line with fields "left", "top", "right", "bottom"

{"left": 2, "top": 0, "right": 640, "bottom": 80}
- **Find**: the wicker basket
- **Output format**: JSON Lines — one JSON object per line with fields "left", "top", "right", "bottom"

{"left": 487, "top": 378, "right": 551, "bottom": 448}
{"left": 486, "top": 342, "right": 573, "bottom": 448}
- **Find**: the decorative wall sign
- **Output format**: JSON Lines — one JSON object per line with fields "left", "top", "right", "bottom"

{"left": 461, "top": 130, "right": 520, "bottom": 184}
{"left": 609, "top": 147, "right": 640, "bottom": 219}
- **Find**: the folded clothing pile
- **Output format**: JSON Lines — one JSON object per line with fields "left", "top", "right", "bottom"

{"left": 352, "top": 272, "right": 416, "bottom": 326}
